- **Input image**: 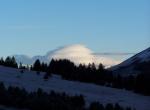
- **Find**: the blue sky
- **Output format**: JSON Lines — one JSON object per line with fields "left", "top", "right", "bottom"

{"left": 0, "top": 0, "right": 149, "bottom": 57}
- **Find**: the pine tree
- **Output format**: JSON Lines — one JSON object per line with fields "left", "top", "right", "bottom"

{"left": 33, "top": 59, "right": 41, "bottom": 72}
{"left": 0, "top": 57, "right": 4, "bottom": 65}
{"left": 105, "top": 103, "right": 114, "bottom": 110}
{"left": 89, "top": 102, "right": 104, "bottom": 110}
{"left": 98, "top": 63, "right": 104, "bottom": 72}
{"left": 11, "top": 56, "right": 18, "bottom": 68}
{"left": 5, "top": 56, "right": 11, "bottom": 67}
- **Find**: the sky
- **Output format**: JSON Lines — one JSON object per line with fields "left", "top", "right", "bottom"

{"left": 0, "top": 0, "right": 149, "bottom": 59}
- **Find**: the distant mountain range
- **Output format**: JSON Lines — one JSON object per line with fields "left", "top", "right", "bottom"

{"left": 111, "top": 47, "right": 150, "bottom": 75}
{"left": 14, "top": 44, "right": 120, "bottom": 67}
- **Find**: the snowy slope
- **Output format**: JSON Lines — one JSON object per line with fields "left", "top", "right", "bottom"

{"left": 0, "top": 66, "right": 150, "bottom": 110}
{"left": 111, "top": 47, "right": 150, "bottom": 75}
{"left": 0, "top": 106, "right": 27, "bottom": 110}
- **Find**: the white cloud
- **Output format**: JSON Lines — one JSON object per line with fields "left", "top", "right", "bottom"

{"left": 48, "top": 44, "right": 121, "bottom": 67}
{"left": 15, "top": 44, "right": 122, "bottom": 67}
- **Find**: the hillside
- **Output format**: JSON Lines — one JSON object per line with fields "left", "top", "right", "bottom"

{"left": 111, "top": 47, "right": 150, "bottom": 75}
{"left": 0, "top": 66, "right": 150, "bottom": 110}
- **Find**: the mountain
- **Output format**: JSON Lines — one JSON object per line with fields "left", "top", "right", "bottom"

{"left": 111, "top": 47, "right": 150, "bottom": 75}
{"left": 14, "top": 44, "right": 120, "bottom": 67}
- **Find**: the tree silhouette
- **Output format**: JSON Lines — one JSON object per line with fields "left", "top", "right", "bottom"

{"left": 33, "top": 59, "right": 41, "bottom": 72}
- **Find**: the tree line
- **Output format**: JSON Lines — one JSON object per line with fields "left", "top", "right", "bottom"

{"left": 31, "top": 58, "right": 150, "bottom": 96}
{"left": 44, "top": 59, "right": 150, "bottom": 96}
{"left": 0, "top": 82, "right": 134, "bottom": 110}
{"left": 0, "top": 56, "right": 18, "bottom": 68}
{"left": 0, "top": 56, "right": 150, "bottom": 95}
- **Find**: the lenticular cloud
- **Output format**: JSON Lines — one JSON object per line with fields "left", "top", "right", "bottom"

{"left": 47, "top": 44, "right": 120, "bottom": 67}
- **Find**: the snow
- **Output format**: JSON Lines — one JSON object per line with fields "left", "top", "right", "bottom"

{"left": 0, "top": 66, "right": 150, "bottom": 110}
{"left": 111, "top": 47, "right": 150, "bottom": 70}
{"left": 0, "top": 105, "right": 28, "bottom": 110}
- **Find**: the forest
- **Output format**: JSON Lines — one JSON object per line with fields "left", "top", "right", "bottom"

{"left": 0, "top": 57, "right": 150, "bottom": 96}
{"left": 0, "top": 82, "right": 133, "bottom": 110}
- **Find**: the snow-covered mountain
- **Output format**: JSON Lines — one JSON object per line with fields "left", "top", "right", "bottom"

{"left": 111, "top": 47, "right": 150, "bottom": 75}
{"left": 14, "top": 44, "right": 120, "bottom": 67}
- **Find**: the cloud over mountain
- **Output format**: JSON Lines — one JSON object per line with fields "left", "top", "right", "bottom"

{"left": 14, "top": 44, "right": 121, "bottom": 67}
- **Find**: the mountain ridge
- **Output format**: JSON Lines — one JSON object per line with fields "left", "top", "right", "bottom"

{"left": 111, "top": 47, "right": 150, "bottom": 75}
